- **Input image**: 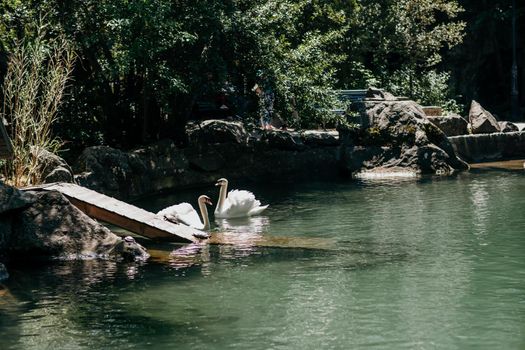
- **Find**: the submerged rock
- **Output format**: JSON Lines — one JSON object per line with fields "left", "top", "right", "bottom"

{"left": 468, "top": 100, "right": 501, "bottom": 134}
{"left": 341, "top": 98, "right": 469, "bottom": 176}
{"left": 110, "top": 236, "right": 150, "bottom": 262}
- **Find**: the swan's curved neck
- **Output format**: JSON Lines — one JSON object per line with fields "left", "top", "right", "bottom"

{"left": 198, "top": 200, "right": 210, "bottom": 230}
{"left": 216, "top": 182, "right": 228, "bottom": 213}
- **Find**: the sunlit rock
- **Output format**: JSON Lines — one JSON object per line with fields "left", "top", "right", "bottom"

{"left": 340, "top": 97, "right": 469, "bottom": 176}
{"left": 186, "top": 120, "right": 249, "bottom": 145}
{"left": 468, "top": 100, "right": 501, "bottom": 134}
{"left": 498, "top": 121, "right": 519, "bottom": 133}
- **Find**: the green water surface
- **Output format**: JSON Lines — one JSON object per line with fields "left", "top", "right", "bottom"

{"left": 1, "top": 169, "right": 525, "bottom": 349}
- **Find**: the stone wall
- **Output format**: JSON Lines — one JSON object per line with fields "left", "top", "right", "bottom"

{"left": 74, "top": 121, "right": 341, "bottom": 199}
{"left": 448, "top": 132, "right": 525, "bottom": 162}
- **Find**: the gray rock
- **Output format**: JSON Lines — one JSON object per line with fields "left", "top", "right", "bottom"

{"left": 109, "top": 236, "right": 150, "bottom": 262}
{"left": 44, "top": 166, "right": 74, "bottom": 183}
{"left": 365, "top": 87, "right": 396, "bottom": 101}
{"left": 74, "top": 140, "right": 187, "bottom": 198}
{"left": 427, "top": 114, "right": 469, "bottom": 136}
{"left": 448, "top": 132, "right": 525, "bottom": 162}
{"left": 74, "top": 146, "right": 133, "bottom": 197}
{"left": 0, "top": 180, "right": 36, "bottom": 214}
{"left": 0, "top": 262, "right": 8, "bottom": 281}
{"left": 498, "top": 121, "right": 519, "bottom": 133}
{"left": 186, "top": 120, "right": 249, "bottom": 145}
{"left": 301, "top": 130, "right": 340, "bottom": 146}
{"left": 9, "top": 190, "right": 149, "bottom": 261}
{"left": 261, "top": 130, "right": 305, "bottom": 151}
{"left": 32, "top": 147, "right": 74, "bottom": 184}
{"left": 469, "top": 100, "right": 501, "bottom": 134}
{"left": 340, "top": 99, "right": 469, "bottom": 175}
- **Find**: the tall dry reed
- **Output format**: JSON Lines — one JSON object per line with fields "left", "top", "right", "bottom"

{"left": 1, "top": 26, "right": 74, "bottom": 187}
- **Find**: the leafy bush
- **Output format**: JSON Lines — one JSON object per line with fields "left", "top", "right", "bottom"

{"left": 384, "top": 68, "right": 463, "bottom": 113}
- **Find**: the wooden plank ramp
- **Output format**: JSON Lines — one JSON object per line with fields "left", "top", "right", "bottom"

{"left": 25, "top": 182, "right": 201, "bottom": 243}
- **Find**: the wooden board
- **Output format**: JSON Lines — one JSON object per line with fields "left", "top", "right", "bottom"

{"left": 469, "top": 159, "right": 525, "bottom": 171}
{"left": 25, "top": 182, "right": 201, "bottom": 243}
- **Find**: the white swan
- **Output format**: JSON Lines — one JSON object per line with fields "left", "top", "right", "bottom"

{"left": 214, "top": 178, "right": 268, "bottom": 218}
{"left": 157, "top": 195, "right": 212, "bottom": 230}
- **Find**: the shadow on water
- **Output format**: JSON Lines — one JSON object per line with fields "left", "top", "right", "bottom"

{"left": 1, "top": 259, "right": 223, "bottom": 349}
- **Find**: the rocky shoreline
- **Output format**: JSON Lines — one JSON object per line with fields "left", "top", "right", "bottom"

{"left": 0, "top": 181, "right": 150, "bottom": 280}
{"left": 2, "top": 90, "right": 522, "bottom": 280}
{"left": 54, "top": 95, "right": 479, "bottom": 200}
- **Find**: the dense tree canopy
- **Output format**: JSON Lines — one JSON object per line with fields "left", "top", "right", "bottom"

{"left": 0, "top": 0, "right": 523, "bottom": 153}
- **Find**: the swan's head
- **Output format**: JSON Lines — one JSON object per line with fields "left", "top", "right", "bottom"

{"left": 215, "top": 178, "right": 228, "bottom": 187}
{"left": 198, "top": 195, "right": 213, "bottom": 206}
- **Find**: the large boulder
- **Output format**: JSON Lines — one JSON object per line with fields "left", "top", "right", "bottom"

{"left": 74, "top": 146, "right": 139, "bottom": 198}
{"left": 9, "top": 190, "right": 149, "bottom": 261}
{"left": 32, "top": 147, "right": 74, "bottom": 183}
{"left": 341, "top": 99, "right": 469, "bottom": 175}
{"left": 186, "top": 120, "right": 249, "bottom": 145}
{"left": 427, "top": 114, "right": 469, "bottom": 136}
{"left": 74, "top": 140, "right": 187, "bottom": 198}
{"left": 468, "top": 100, "right": 501, "bottom": 134}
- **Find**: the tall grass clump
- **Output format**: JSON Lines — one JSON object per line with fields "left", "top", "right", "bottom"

{"left": 1, "top": 26, "right": 74, "bottom": 187}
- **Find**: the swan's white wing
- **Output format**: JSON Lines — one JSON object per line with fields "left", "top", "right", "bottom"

{"left": 217, "top": 190, "right": 268, "bottom": 218}
{"left": 157, "top": 203, "right": 203, "bottom": 229}
{"left": 247, "top": 204, "right": 269, "bottom": 216}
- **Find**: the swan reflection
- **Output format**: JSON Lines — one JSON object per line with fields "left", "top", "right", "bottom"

{"left": 214, "top": 216, "right": 270, "bottom": 236}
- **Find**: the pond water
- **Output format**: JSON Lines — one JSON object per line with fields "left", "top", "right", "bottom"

{"left": 2, "top": 168, "right": 525, "bottom": 349}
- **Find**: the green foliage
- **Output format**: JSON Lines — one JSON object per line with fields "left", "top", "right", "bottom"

{"left": 0, "top": 0, "right": 474, "bottom": 153}
{"left": 223, "top": 0, "right": 355, "bottom": 129}
{"left": 340, "top": 0, "right": 465, "bottom": 106}
{"left": 1, "top": 24, "right": 74, "bottom": 186}
{"left": 384, "top": 68, "right": 463, "bottom": 113}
